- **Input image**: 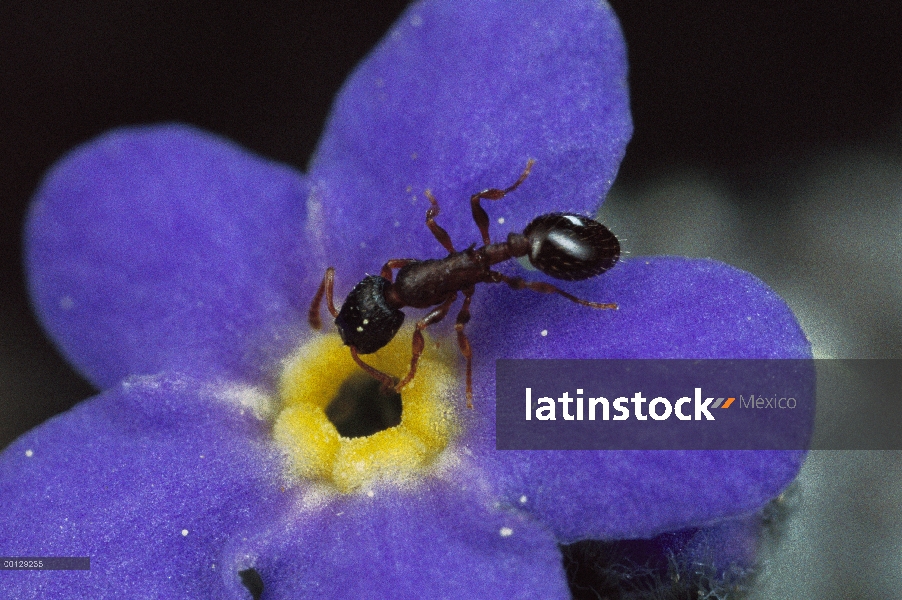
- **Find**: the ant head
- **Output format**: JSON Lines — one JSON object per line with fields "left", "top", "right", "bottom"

{"left": 335, "top": 276, "right": 405, "bottom": 354}
{"left": 523, "top": 213, "right": 620, "bottom": 281}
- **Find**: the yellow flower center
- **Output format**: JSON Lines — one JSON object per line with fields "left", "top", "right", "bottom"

{"left": 273, "top": 327, "right": 459, "bottom": 493}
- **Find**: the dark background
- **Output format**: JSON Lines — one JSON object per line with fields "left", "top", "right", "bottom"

{"left": 1, "top": 0, "right": 900, "bottom": 445}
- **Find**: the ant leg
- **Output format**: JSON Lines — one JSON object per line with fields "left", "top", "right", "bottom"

{"left": 424, "top": 190, "right": 456, "bottom": 254}
{"left": 349, "top": 346, "right": 398, "bottom": 392}
{"left": 395, "top": 294, "right": 457, "bottom": 393}
{"left": 309, "top": 267, "right": 338, "bottom": 329}
{"left": 488, "top": 271, "right": 618, "bottom": 310}
{"left": 380, "top": 259, "right": 415, "bottom": 282}
{"left": 470, "top": 158, "right": 536, "bottom": 245}
{"left": 455, "top": 285, "right": 476, "bottom": 409}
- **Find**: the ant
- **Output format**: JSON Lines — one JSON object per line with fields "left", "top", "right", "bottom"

{"left": 309, "top": 159, "right": 620, "bottom": 408}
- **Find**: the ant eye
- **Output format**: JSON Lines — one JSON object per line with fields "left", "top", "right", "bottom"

{"left": 523, "top": 213, "right": 620, "bottom": 281}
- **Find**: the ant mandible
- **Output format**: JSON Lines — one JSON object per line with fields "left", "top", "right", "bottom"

{"left": 308, "top": 159, "right": 620, "bottom": 409}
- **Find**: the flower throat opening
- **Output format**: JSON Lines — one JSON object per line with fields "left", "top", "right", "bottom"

{"left": 325, "top": 373, "right": 402, "bottom": 438}
{"left": 274, "top": 328, "right": 459, "bottom": 493}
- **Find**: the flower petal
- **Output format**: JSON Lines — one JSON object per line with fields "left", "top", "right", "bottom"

{"left": 495, "top": 449, "right": 802, "bottom": 542}
{"left": 223, "top": 482, "right": 571, "bottom": 599}
{"left": 465, "top": 258, "right": 811, "bottom": 540}
{"left": 308, "top": 0, "right": 631, "bottom": 277}
{"left": 0, "top": 374, "right": 286, "bottom": 599}
{"left": 471, "top": 257, "right": 811, "bottom": 361}
{"left": 26, "top": 125, "right": 312, "bottom": 389}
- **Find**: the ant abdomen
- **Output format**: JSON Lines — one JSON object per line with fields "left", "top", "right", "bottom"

{"left": 522, "top": 213, "right": 620, "bottom": 281}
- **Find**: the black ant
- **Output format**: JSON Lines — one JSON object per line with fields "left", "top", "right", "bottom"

{"left": 309, "top": 160, "right": 620, "bottom": 408}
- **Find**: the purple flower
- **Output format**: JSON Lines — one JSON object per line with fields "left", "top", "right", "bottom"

{"left": 1, "top": 0, "right": 810, "bottom": 598}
